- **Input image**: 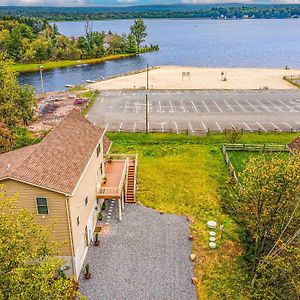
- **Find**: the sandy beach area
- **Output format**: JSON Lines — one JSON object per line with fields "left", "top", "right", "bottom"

{"left": 88, "top": 66, "right": 300, "bottom": 90}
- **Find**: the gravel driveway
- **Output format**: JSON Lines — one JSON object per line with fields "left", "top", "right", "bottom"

{"left": 79, "top": 202, "right": 197, "bottom": 300}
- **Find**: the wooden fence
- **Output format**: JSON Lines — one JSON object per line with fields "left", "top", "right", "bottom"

{"left": 223, "top": 143, "right": 290, "bottom": 152}
{"left": 221, "top": 143, "right": 292, "bottom": 187}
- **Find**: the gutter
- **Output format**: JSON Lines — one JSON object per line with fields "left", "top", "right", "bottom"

{"left": 65, "top": 196, "right": 77, "bottom": 280}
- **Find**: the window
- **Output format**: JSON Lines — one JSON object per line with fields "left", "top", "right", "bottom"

{"left": 96, "top": 143, "right": 101, "bottom": 157}
{"left": 36, "top": 197, "right": 48, "bottom": 214}
{"left": 100, "top": 163, "right": 103, "bottom": 175}
{"left": 77, "top": 216, "right": 80, "bottom": 226}
{"left": 85, "top": 196, "right": 88, "bottom": 206}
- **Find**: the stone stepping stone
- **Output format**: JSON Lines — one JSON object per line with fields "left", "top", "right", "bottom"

{"left": 207, "top": 220, "right": 217, "bottom": 229}
{"left": 209, "top": 242, "right": 217, "bottom": 249}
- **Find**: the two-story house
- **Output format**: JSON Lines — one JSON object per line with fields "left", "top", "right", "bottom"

{"left": 0, "top": 110, "right": 137, "bottom": 279}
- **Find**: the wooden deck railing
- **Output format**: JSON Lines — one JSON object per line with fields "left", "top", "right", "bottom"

{"left": 133, "top": 154, "right": 138, "bottom": 202}
{"left": 98, "top": 158, "right": 129, "bottom": 197}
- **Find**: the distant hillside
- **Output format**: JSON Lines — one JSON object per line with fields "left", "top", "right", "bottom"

{"left": 0, "top": 4, "right": 300, "bottom": 21}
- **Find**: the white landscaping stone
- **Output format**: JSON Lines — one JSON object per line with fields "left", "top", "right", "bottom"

{"left": 209, "top": 242, "right": 217, "bottom": 249}
{"left": 209, "top": 237, "right": 216, "bottom": 242}
{"left": 209, "top": 231, "right": 216, "bottom": 237}
{"left": 207, "top": 220, "right": 217, "bottom": 229}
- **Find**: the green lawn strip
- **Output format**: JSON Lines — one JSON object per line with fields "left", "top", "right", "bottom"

{"left": 108, "top": 132, "right": 250, "bottom": 299}
{"left": 81, "top": 91, "right": 99, "bottom": 116}
{"left": 12, "top": 53, "right": 135, "bottom": 73}
{"left": 108, "top": 131, "right": 299, "bottom": 147}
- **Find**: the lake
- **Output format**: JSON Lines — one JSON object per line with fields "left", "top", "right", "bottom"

{"left": 19, "top": 19, "right": 300, "bottom": 93}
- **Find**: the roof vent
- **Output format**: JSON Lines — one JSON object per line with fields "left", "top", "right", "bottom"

{"left": 6, "top": 163, "right": 11, "bottom": 171}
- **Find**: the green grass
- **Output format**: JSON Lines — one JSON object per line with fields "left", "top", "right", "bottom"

{"left": 228, "top": 151, "right": 290, "bottom": 174}
{"left": 108, "top": 131, "right": 299, "bottom": 147}
{"left": 13, "top": 127, "right": 41, "bottom": 149}
{"left": 12, "top": 53, "right": 135, "bottom": 73}
{"left": 81, "top": 90, "right": 99, "bottom": 116}
{"left": 107, "top": 132, "right": 298, "bottom": 299}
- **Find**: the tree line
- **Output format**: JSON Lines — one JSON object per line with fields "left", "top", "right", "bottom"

{"left": 0, "top": 17, "right": 158, "bottom": 63}
{"left": 0, "top": 5, "right": 299, "bottom": 21}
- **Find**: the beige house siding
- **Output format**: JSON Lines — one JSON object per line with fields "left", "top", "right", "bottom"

{"left": 68, "top": 137, "right": 105, "bottom": 277}
{"left": 1, "top": 179, "right": 71, "bottom": 257}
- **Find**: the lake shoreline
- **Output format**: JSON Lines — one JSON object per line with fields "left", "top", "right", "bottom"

{"left": 13, "top": 53, "right": 137, "bottom": 73}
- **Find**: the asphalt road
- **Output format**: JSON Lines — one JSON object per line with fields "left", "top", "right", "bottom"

{"left": 87, "top": 90, "right": 300, "bottom": 133}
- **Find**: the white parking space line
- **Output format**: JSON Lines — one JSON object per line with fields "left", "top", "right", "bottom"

{"left": 243, "top": 122, "right": 251, "bottom": 132}
{"left": 224, "top": 100, "right": 235, "bottom": 112}
{"left": 180, "top": 100, "right": 186, "bottom": 113}
{"left": 188, "top": 121, "right": 194, "bottom": 133}
{"left": 119, "top": 122, "right": 123, "bottom": 132}
{"left": 234, "top": 100, "right": 247, "bottom": 112}
{"left": 174, "top": 121, "right": 179, "bottom": 134}
{"left": 277, "top": 99, "right": 292, "bottom": 111}
{"left": 256, "top": 100, "right": 271, "bottom": 112}
{"left": 229, "top": 121, "right": 236, "bottom": 130}
{"left": 202, "top": 100, "right": 210, "bottom": 112}
{"left": 161, "top": 122, "right": 164, "bottom": 132}
{"left": 202, "top": 121, "right": 208, "bottom": 133}
{"left": 136, "top": 100, "right": 139, "bottom": 113}
{"left": 191, "top": 100, "right": 198, "bottom": 113}
{"left": 133, "top": 122, "right": 136, "bottom": 132}
{"left": 169, "top": 100, "right": 174, "bottom": 113}
{"left": 267, "top": 100, "right": 283, "bottom": 112}
{"left": 245, "top": 99, "right": 259, "bottom": 112}
{"left": 123, "top": 102, "right": 127, "bottom": 113}
{"left": 158, "top": 100, "right": 162, "bottom": 113}
{"left": 215, "top": 121, "right": 222, "bottom": 132}
{"left": 213, "top": 100, "right": 222, "bottom": 112}
{"left": 282, "top": 121, "right": 292, "bottom": 128}
{"left": 270, "top": 122, "right": 281, "bottom": 131}
{"left": 256, "top": 121, "right": 267, "bottom": 132}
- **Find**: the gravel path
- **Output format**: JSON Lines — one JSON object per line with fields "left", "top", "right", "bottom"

{"left": 79, "top": 201, "right": 197, "bottom": 300}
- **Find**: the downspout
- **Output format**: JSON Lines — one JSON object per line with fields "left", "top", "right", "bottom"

{"left": 65, "top": 196, "right": 77, "bottom": 280}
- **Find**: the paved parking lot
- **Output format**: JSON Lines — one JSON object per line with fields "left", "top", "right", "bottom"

{"left": 87, "top": 90, "right": 300, "bottom": 133}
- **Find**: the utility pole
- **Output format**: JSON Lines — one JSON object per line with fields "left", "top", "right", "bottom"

{"left": 38, "top": 65, "right": 44, "bottom": 94}
{"left": 145, "top": 94, "right": 149, "bottom": 133}
{"left": 146, "top": 63, "right": 149, "bottom": 90}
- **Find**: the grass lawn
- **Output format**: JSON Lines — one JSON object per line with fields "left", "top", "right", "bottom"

{"left": 107, "top": 132, "right": 298, "bottom": 299}
{"left": 12, "top": 53, "right": 135, "bottom": 73}
{"left": 228, "top": 150, "right": 291, "bottom": 174}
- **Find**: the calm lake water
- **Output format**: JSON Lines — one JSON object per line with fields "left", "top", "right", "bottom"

{"left": 19, "top": 19, "right": 300, "bottom": 93}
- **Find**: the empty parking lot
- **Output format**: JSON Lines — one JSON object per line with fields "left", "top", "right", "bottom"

{"left": 87, "top": 90, "right": 300, "bottom": 133}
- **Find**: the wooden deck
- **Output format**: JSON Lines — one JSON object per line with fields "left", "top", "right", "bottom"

{"left": 97, "top": 160, "right": 127, "bottom": 199}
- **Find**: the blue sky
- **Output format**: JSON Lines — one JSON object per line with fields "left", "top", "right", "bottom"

{"left": 2, "top": 0, "right": 300, "bottom": 6}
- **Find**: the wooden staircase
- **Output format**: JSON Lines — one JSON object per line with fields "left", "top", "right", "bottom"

{"left": 126, "top": 160, "right": 137, "bottom": 203}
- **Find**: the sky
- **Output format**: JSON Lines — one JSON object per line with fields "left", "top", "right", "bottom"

{"left": 1, "top": 0, "right": 300, "bottom": 6}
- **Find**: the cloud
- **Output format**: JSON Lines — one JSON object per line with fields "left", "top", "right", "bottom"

{"left": 0, "top": 0, "right": 88, "bottom": 5}
{"left": 118, "top": 0, "right": 138, "bottom": 3}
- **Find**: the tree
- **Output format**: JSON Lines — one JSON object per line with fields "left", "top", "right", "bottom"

{"left": 0, "top": 57, "right": 36, "bottom": 129}
{"left": 30, "top": 37, "right": 51, "bottom": 62}
{"left": 0, "top": 186, "right": 74, "bottom": 299}
{"left": 224, "top": 127, "right": 242, "bottom": 143}
{"left": 0, "top": 121, "right": 14, "bottom": 153}
{"left": 227, "top": 153, "right": 300, "bottom": 297}
{"left": 126, "top": 34, "right": 138, "bottom": 54}
{"left": 130, "top": 19, "right": 147, "bottom": 50}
